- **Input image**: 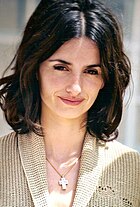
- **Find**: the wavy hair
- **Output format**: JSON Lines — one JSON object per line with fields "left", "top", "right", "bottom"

{"left": 0, "top": 0, "right": 131, "bottom": 140}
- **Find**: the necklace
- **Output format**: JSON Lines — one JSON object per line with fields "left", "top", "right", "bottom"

{"left": 46, "top": 155, "right": 81, "bottom": 190}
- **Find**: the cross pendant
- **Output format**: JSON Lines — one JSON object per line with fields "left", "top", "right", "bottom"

{"left": 58, "top": 176, "right": 68, "bottom": 190}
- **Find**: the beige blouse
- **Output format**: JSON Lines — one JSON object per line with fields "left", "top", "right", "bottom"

{"left": 0, "top": 131, "right": 140, "bottom": 206}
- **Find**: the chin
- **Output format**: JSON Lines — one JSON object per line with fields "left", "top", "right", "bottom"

{"left": 56, "top": 110, "right": 87, "bottom": 120}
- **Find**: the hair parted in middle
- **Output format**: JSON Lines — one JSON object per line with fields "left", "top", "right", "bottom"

{"left": 0, "top": 0, "right": 131, "bottom": 140}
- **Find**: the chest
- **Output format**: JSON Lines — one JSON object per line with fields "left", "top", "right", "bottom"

{"left": 47, "top": 162, "right": 80, "bottom": 207}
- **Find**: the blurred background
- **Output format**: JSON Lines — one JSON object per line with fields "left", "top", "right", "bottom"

{"left": 0, "top": 0, "right": 140, "bottom": 151}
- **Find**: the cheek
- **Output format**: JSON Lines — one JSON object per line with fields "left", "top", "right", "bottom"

{"left": 39, "top": 74, "right": 65, "bottom": 97}
{"left": 85, "top": 80, "right": 103, "bottom": 105}
{"left": 39, "top": 80, "right": 49, "bottom": 99}
{"left": 85, "top": 78, "right": 104, "bottom": 92}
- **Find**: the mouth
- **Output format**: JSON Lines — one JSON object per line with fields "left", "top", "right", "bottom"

{"left": 58, "top": 97, "right": 84, "bottom": 106}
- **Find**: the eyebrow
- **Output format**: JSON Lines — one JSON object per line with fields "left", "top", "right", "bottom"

{"left": 48, "top": 59, "right": 101, "bottom": 68}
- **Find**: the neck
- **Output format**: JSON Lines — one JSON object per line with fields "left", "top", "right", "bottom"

{"left": 41, "top": 114, "right": 86, "bottom": 164}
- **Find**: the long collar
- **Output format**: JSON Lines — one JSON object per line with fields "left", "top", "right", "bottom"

{"left": 18, "top": 132, "right": 105, "bottom": 207}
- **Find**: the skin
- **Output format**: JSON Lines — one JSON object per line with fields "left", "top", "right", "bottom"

{"left": 39, "top": 37, "right": 103, "bottom": 122}
{"left": 38, "top": 36, "right": 104, "bottom": 206}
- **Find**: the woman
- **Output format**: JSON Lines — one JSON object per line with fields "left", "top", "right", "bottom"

{"left": 0, "top": 0, "right": 140, "bottom": 206}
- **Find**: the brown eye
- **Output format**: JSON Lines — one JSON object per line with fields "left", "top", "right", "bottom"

{"left": 84, "top": 69, "right": 99, "bottom": 75}
{"left": 54, "top": 65, "right": 67, "bottom": 71}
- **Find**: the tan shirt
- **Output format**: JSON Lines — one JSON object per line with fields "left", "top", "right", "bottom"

{"left": 0, "top": 132, "right": 140, "bottom": 207}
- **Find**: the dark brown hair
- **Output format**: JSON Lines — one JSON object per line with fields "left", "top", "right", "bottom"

{"left": 0, "top": 0, "right": 131, "bottom": 140}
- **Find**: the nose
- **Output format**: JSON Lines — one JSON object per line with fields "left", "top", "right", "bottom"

{"left": 66, "top": 75, "right": 82, "bottom": 96}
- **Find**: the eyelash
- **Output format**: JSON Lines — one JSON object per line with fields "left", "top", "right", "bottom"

{"left": 53, "top": 65, "right": 67, "bottom": 71}
{"left": 84, "top": 69, "right": 99, "bottom": 75}
{"left": 53, "top": 65, "right": 99, "bottom": 75}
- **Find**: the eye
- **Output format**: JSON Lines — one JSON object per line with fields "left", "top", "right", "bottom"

{"left": 84, "top": 68, "right": 99, "bottom": 75}
{"left": 53, "top": 65, "right": 68, "bottom": 71}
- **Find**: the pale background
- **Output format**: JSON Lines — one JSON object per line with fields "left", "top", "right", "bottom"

{"left": 0, "top": 0, "right": 140, "bottom": 151}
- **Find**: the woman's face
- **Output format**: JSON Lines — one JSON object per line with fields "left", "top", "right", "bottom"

{"left": 39, "top": 37, "right": 104, "bottom": 121}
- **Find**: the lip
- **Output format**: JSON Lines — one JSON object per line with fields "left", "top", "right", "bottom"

{"left": 58, "top": 97, "right": 84, "bottom": 106}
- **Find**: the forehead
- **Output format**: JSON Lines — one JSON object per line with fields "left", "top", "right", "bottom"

{"left": 47, "top": 37, "right": 100, "bottom": 64}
